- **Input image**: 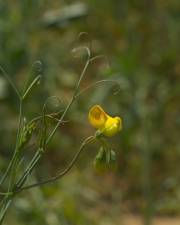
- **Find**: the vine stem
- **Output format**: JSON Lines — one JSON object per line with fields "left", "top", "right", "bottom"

{"left": 0, "top": 65, "right": 21, "bottom": 99}
{"left": 46, "top": 58, "right": 90, "bottom": 145}
{"left": 0, "top": 51, "right": 92, "bottom": 224}
{"left": 0, "top": 197, "right": 12, "bottom": 224}
{"left": 15, "top": 135, "right": 95, "bottom": 193}
{"left": 0, "top": 99, "right": 23, "bottom": 225}
{"left": 0, "top": 100, "right": 23, "bottom": 186}
{"left": 0, "top": 136, "right": 95, "bottom": 224}
{"left": 14, "top": 54, "right": 91, "bottom": 191}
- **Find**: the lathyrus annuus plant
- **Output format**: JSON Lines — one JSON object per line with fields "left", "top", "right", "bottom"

{"left": 0, "top": 46, "right": 122, "bottom": 224}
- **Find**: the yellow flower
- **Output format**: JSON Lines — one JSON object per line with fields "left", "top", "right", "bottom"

{"left": 88, "top": 105, "right": 122, "bottom": 137}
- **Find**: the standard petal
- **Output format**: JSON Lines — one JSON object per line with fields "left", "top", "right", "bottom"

{"left": 88, "top": 105, "right": 108, "bottom": 129}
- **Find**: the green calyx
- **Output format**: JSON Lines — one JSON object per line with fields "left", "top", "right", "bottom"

{"left": 93, "top": 147, "right": 117, "bottom": 173}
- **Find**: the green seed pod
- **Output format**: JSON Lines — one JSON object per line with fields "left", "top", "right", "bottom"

{"left": 93, "top": 147, "right": 107, "bottom": 172}
{"left": 107, "top": 150, "right": 117, "bottom": 171}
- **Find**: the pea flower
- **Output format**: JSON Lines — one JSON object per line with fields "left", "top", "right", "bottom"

{"left": 88, "top": 105, "right": 122, "bottom": 137}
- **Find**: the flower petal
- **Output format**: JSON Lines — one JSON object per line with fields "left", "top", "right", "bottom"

{"left": 103, "top": 116, "right": 122, "bottom": 137}
{"left": 88, "top": 105, "right": 108, "bottom": 129}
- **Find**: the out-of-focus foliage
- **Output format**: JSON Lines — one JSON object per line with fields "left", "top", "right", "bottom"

{"left": 0, "top": 0, "right": 180, "bottom": 224}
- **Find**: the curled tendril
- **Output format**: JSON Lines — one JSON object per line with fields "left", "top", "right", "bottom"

{"left": 75, "top": 79, "right": 120, "bottom": 98}
{"left": 72, "top": 32, "right": 94, "bottom": 60}
{"left": 43, "top": 96, "right": 64, "bottom": 115}
{"left": 78, "top": 32, "right": 90, "bottom": 42}
{"left": 89, "top": 54, "right": 110, "bottom": 67}
{"left": 23, "top": 61, "right": 43, "bottom": 96}
{"left": 72, "top": 46, "right": 91, "bottom": 60}
{"left": 78, "top": 32, "right": 92, "bottom": 51}
{"left": 31, "top": 60, "right": 43, "bottom": 74}
{"left": 111, "top": 82, "right": 121, "bottom": 95}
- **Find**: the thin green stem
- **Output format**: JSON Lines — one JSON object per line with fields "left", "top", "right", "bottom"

{"left": 0, "top": 197, "right": 12, "bottom": 224}
{"left": 7, "top": 100, "right": 23, "bottom": 189}
{"left": 0, "top": 65, "right": 21, "bottom": 99}
{"left": 15, "top": 150, "right": 42, "bottom": 189}
{"left": 0, "top": 192, "right": 13, "bottom": 196}
{"left": 15, "top": 136, "right": 95, "bottom": 193}
{"left": 76, "top": 58, "right": 90, "bottom": 92}
{"left": 46, "top": 58, "right": 90, "bottom": 145}
{"left": 0, "top": 100, "right": 23, "bottom": 186}
{"left": 0, "top": 153, "right": 17, "bottom": 186}
{"left": 22, "top": 75, "right": 41, "bottom": 100}
{"left": 75, "top": 79, "right": 120, "bottom": 98}
{"left": 8, "top": 55, "right": 91, "bottom": 203}
{"left": 22, "top": 61, "right": 42, "bottom": 95}
{"left": 0, "top": 99, "right": 23, "bottom": 225}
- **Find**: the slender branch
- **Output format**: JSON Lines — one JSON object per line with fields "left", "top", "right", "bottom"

{"left": 0, "top": 65, "right": 21, "bottom": 99}
{"left": 0, "top": 192, "right": 13, "bottom": 196}
{"left": 22, "top": 61, "right": 42, "bottom": 95}
{"left": 13, "top": 52, "right": 92, "bottom": 195}
{"left": 0, "top": 70, "right": 23, "bottom": 185}
{"left": 22, "top": 75, "right": 41, "bottom": 100}
{"left": 75, "top": 57, "right": 90, "bottom": 92}
{"left": 75, "top": 79, "right": 120, "bottom": 98}
{"left": 46, "top": 57, "right": 90, "bottom": 145}
{"left": 0, "top": 197, "right": 12, "bottom": 224}
{"left": 8, "top": 100, "right": 23, "bottom": 190}
{"left": 27, "top": 112, "right": 67, "bottom": 126}
{"left": 15, "top": 136, "right": 95, "bottom": 193}
{"left": 0, "top": 153, "right": 17, "bottom": 186}
{"left": 0, "top": 100, "right": 23, "bottom": 186}
{"left": 15, "top": 150, "right": 42, "bottom": 189}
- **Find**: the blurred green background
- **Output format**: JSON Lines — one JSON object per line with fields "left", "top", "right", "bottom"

{"left": 0, "top": 0, "right": 180, "bottom": 224}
